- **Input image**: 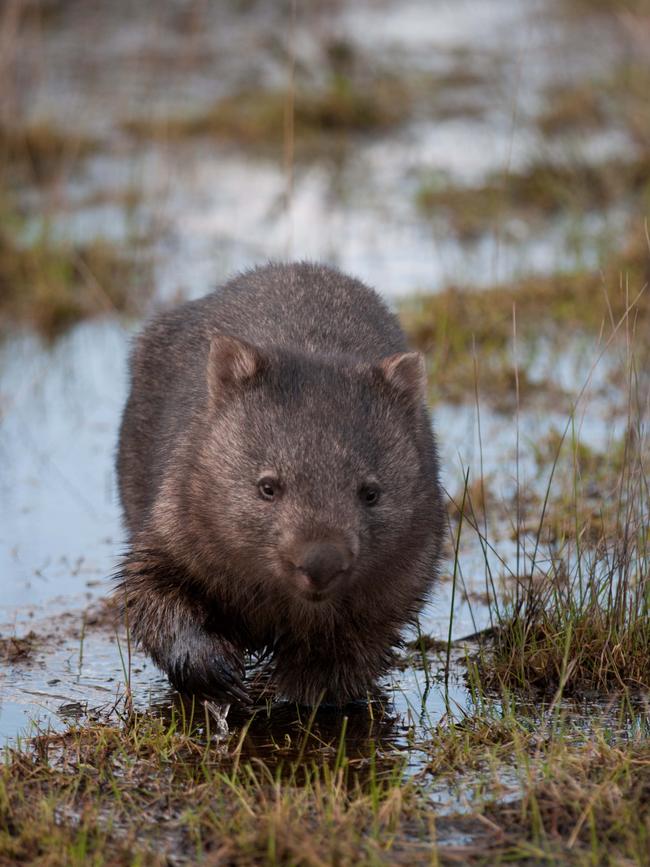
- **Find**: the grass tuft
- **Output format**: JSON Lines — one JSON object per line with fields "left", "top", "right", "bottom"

{"left": 416, "top": 155, "right": 650, "bottom": 241}
{"left": 0, "top": 228, "right": 150, "bottom": 339}
{"left": 123, "top": 75, "right": 411, "bottom": 151}
{"left": 476, "top": 359, "right": 649, "bottom": 696}
{"left": 0, "top": 122, "right": 97, "bottom": 182}
{"left": 400, "top": 225, "right": 649, "bottom": 406}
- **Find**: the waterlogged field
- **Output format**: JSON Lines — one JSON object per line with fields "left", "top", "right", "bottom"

{"left": 1, "top": 0, "right": 649, "bottom": 863}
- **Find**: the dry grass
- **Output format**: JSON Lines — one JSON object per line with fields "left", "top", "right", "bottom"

{"left": 0, "top": 706, "right": 420, "bottom": 866}
{"left": 0, "top": 122, "right": 97, "bottom": 183}
{"left": 123, "top": 74, "right": 411, "bottom": 154}
{"left": 0, "top": 631, "right": 40, "bottom": 663}
{"left": 400, "top": 226, "right": 650, "bottom": 406}
{"left": 485, "top": 572, "right": 650, "bottom": 696}
{"left": 466, "top": 306, "right": 650, "bottom": 697}
{"left": 538, "top": 52, "right": 650, "bottom": 146}
{"left": 485, "top": 735, "right": 650, "bottom": 864}
{"left": 2, "top": 697, "right": 649, "bottom": 865}
{"left": 0, "top": 230, "right": 150, "bottom": 339}
{"left": 416, "top": 155, "right": 650, "bottom": 241}
{"left": 537, "top": 84, "right": 608, "bottom": 137}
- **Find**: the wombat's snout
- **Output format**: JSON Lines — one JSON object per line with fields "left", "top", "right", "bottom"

{"left": 291, "top": 540, "right": 355, "bottom": 594}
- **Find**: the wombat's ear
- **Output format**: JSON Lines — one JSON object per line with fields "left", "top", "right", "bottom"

{"left": 379, "top": 352, "right": 427, "bottom": 404}
{"left": 208, "top": 334, "right": 266, "bottom": 402}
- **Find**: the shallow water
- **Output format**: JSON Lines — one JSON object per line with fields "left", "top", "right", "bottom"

{"left": 14, "top": 0, "right": 632, "bottom": 299}
{"left": 0, "top": 0, "right": 639, "bottom": 756}
{"left": 0, "top": 312, "right": 624, "bottom": 743}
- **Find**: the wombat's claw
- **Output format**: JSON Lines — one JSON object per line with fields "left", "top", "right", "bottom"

{"left": 213, "top": 663, "right": 252, "bottom": 706}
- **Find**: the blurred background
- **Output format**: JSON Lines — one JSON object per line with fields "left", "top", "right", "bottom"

{"left": 0, "top": 0, "right": 648, "bottom": 737}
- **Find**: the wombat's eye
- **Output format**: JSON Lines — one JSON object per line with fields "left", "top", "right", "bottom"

{"left": 258, "top": 476, "right": 281, "bottom": 501}
{"left": 359, "top": 484, "right": 381, "bottom": 507}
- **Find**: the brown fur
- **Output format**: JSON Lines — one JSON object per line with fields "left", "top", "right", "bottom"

{"left": 115, "top": 262, "right": 443, "bottom": 705}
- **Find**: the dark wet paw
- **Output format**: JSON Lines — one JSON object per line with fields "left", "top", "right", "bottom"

{"left": 166, "top": 635, "right": 251, "bottom": 706}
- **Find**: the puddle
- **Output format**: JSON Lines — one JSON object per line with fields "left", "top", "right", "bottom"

{"left": 0, "top": 319, "right": 629, "bottom": 744}
{"left": 1, "top": 0, "right": 646, "bottom": 828}
{"left": 10, "top": 0, "right": 635, "bottom": 302}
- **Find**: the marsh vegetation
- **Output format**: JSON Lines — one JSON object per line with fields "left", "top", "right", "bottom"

{"left": 1, "top": 0, "right": 649, "bottom": 863}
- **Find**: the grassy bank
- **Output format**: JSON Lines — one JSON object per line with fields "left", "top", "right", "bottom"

{"left": 400, "top": 221, "right": 649, "bottom": 406}
{"left": 2, "top": 692, "right": 649, "bottom": 864}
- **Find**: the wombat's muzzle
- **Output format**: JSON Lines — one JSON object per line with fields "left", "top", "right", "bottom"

{"left": 291, "top": 539, "right": 355, "bottom": 594}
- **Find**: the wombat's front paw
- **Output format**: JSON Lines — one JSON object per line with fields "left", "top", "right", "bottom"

{"left": 166, "top": 633, "right": 250, "bottom": 706}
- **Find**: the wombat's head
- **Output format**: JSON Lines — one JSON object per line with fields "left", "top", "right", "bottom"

{"left": 179, "top": 335, "right": 434, "bottom": 606}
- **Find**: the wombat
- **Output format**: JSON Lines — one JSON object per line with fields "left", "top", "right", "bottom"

{"left": 115, "top": 262, "right": 443, "bottom": 706}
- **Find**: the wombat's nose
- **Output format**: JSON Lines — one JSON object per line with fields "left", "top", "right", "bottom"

{"left": 296, "top": 541, "right": 352, "bottom": 590}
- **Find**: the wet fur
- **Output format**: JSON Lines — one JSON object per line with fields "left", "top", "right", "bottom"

{"left": 115, "top": 262, "right": 444, "bottom": 705}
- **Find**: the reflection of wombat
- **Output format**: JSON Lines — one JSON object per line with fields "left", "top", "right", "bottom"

{"left": 116, "top": 262, "right": 443, "bottom": 706}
